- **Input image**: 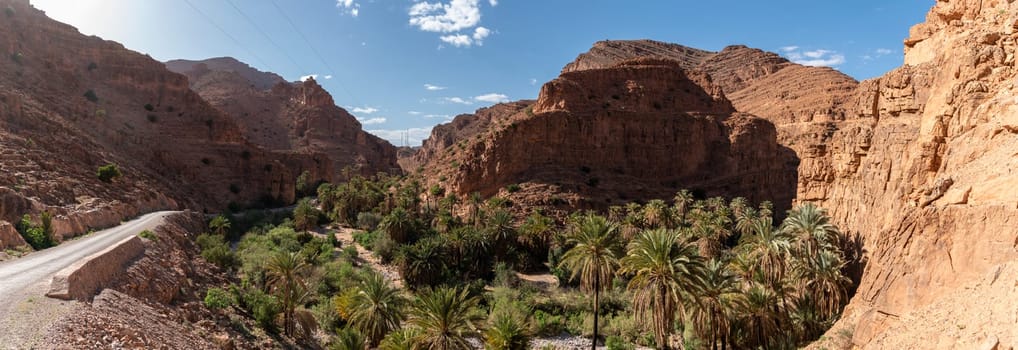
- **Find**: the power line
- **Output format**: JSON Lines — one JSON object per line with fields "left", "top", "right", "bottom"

{"left": 223, "top": 0, "right": 306, "bottom": 76}
{"left": 268, "top": 0, "right": 362, "bottom": 107}
{"left": 181, "top": 0, "right": 273, "bottom": 73}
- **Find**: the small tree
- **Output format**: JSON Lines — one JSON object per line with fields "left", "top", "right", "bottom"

{"left": 293, "top": 198, "right": 319, "bottom": 232}
{"left": 296, "top": 170, "right": 312, "bottom": 197}
{"left": 83, "top": 89, "right": 99, "bottom": 103}
{"left": 208, "top": 215, "right": 231, "bottom": 236}
{"left": 96, "top": 163, "right": 121, "bottom": 183}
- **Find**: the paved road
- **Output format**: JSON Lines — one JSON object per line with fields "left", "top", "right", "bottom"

{"left": 0, "top": 210, "right": 180, "bottom": 311}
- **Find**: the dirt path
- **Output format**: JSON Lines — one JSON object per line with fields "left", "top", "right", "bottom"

{"left": 330, "top": 226, "right": 403, "bottom": 288}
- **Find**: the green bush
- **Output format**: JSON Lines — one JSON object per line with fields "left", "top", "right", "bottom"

{"left": 356, "top": 212, "right": 382, "bottom": 231}
{"left": 83, "top": 89, "right": 99, "bottom": 103}
{"left": 605, "top": 336, "right": 635, "bottom": 350}
{"left": 197, "top": 233, "right": 238, "bottom": 268}
{"left": 16, "top": 213, "right": 53, "bottom": 250}
{"left": 372, "top": 234, "right": 396, "bottom": 264}
{"left": 505, "top": 184, "right": 521, "bottom": 193}
{"left": 137, "top": 230, "right": 157, "bottom": 241}
{"left": 204, "top": 287, "right": 234, "bottom": 310}
{"left": 9, "top": 52, "right": 22, "bottom": 64}
{"left": 5, "top": 5, "right": 15, "bottom": 17}
{"left": 242, "top": 288, "right": 280, "bottom": 332}
{"left": 143, "top": 103, "right": 154, "bottom": 111}
{"left": 96, "top": 163, "right": 121, "bottom": 183}
{"left": 352, "top": 229, "right": 378, "bottom": 250}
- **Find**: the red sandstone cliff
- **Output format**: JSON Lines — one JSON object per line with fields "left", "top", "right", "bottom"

{"left": 166, "top": 58, "right": 400, "bottom": 180}
{"left": 418, "top": 58, "right": 798, "bottom": 212}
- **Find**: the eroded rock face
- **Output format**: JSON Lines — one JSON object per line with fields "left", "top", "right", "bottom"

{"left": 420, "top": 58, "right": 798, "bottom": 212}
{"left": 166, "top": 58, "right": 400, "bottom": 180}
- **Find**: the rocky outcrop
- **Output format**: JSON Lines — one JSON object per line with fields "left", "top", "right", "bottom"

{"left": 166, "top": 57, "right": 400, "bottom": 180}
{"left": 561, "top": 39, "right": 713, "bottom": 73}
{"left": 421, "top": 58, "right": 798, "bottom": 212}
{"left": 411, "top": 100, "right": 533, "bottom": 167}
{"left": 805, "top": 0, "right": 1018, "bottom": 347}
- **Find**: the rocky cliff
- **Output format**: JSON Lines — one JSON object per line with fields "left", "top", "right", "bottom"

{"left": 418, "top": 58, "right": 798, "bottom": 212}
{"left": 166, "top": 57, "right": 400, "bottom": 180}
{"left": 557, "top": 3, "right": 1018, "bottom": 348}
{"left": 0, "top": 0, "right": 328, "bottom": 248}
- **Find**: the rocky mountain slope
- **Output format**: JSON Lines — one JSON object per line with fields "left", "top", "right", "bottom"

{"left": 416, "top": 58, "right": 798, "bottom": 212}
{"left": 166, "top": 58, "right": 400, "bottom": 180}
{"left": 0, "top": 0, "right": 329, "bottom": 248}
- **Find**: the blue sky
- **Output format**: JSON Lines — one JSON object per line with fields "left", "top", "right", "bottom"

{"left": 30, "top": 0, "right": 931, "bottom": 146}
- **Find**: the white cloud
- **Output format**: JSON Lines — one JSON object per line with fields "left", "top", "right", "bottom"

{"left": 409, "top": 0, "right": 495, "bottom": 48}
{"left": 439, "top": 26, "right": 491, "bottom": 47}
{"left": 424, "top": 83, "right": 447, "bottom": 91}
{"left": 408, "top": 111, "right": 422, "bottom": 115}
{"left": 357, "top": 117, "right": 387, "bottom": 125}
{"left": 875, "top": 48, "right": 893, "bottom": 55}
{"left": 529, "top": 78, "right": 538, "bottom": 85}
{"left": 323, "top": 75, "right": 333, "bottom": 80}
{"left": 367, "top": 127, "right": 434, "bottom": 146}
{"left": 781, "top": 47, "right": 846, "bottom": 67}
{"left": 444, "top": 97, "right": 473, "bottom": 105}
{"left": 409, "top": 0, "right": 481, "bottom": 33}
{"left": 474, "top": 93, "right": 508, "bottom": 103}
{"left": 440, "top": 34, "right": 472, "bottom": 47}
{"left": 352, "top": 106, "right": 379, "bottom": 114}
{"left": 336, "top": 0, "right": 360, "bottom": 16}
{"left": 300, "top": 74, "right": 318, "bottom": 82}
{"left": 424, "top": 114, "right": 453, "bottom": 120}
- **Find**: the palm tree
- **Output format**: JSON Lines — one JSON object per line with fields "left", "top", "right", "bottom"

{"left": 349, "top": 273, "right": 408, "bottom": 347}
{"left": 558, "top": 214, "right": 622, "bottom": 350}
{"left": 209, "top": 215, "right": 231, "bottom": 236}
{"left": 673, "top": 189, "right": 695, "bottom": 224}
{"left": 265, "top": 252, "right": 311, "bottom": 337}
{"left": 743, "top": 217, "right": 792, "bottom": 287}
{"left": 333, "top": 327, "right": 367, "bottom": 350}
{"left": 790, "top": 250, "right": 850, "bottom": 319}
{"left": 518, "top": 211, "right": 553, "bottom": 249}
{"left": 642, "top": 199, "right": 671, "bottom": 229}
{"left": 728, "top": 197, "right": 749, "bottom": 218}
{"left": 484, "top": 304, "right": 532, "bottom": 350}
{"left": 408, "top": 286, "right": 483, "bottom": 350}
{"left": 379, "top": 328, "right": 421, "bottom": 350}
{"left": 734, "top": 207, "right": 759, "bottom": 237}
{"left": 486, "top": 208, "right": 517, "bottom": 262}
{"left": 381, "top": 207, "right": 416, "bottom": 244}
{"left": 782, "top": 203, "right": 840, "bottom": 257}
{"left": 739, "top": 283, "right": 781, "bottom": 350}
{"left": 691, "top": 259, "right": 743, "bottom": 350}
{"left": 619, "top": 228, "right": 706, "bottom": 350}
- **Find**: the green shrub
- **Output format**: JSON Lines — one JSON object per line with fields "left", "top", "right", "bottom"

{"left": 341, "top": 245, "right": 358, "bottom": 262}
{"left": 96, "top": 163, "right": 121, "bottom": 183}
{"left": 137, "top": 230, "right": 157, "bottom": 241}
{"left": 16, "top": 213, "right": 53, "bottom": 250}
{"left": 605, "top": 336, "right": 635, "bottom": 350}
{"left": 143, "top": 103, "right": 154, "bottom": 111}
{"left": 204, "top": 287, "right": 234, "bottom": 310}
{"left": 9, "top": 52, "right": 22, "bottom": 64}
{"left": 197, "top": 233, "right": 238, "bottom": 268}
{"left": 87, "top": 62, "right": 98, "bottom": 71}
{"left": 356, "top": 212, "right": 382, "bottom": 231}
{"left": 505, "top": 184, "right": 521, "bottom": 193}
{"left": 83, "top": 89, "right": 99, "bottom": 103}
{"left": 5, "top": 5, "right": 14, "bottom": 17}
{"left": 242, "top": 288, "right": 280, "bottom": 332}
{"left": 373, "top": 234, "right": 396, "bottom": 263}
{"left": 352, "top": 229, "right": 378, "bottom": 250}
{"left": 146, "top": 114, "right": 158, "bottom": 123}
{"left": 533, "top": 310, "right": 565, "bottom": 336}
